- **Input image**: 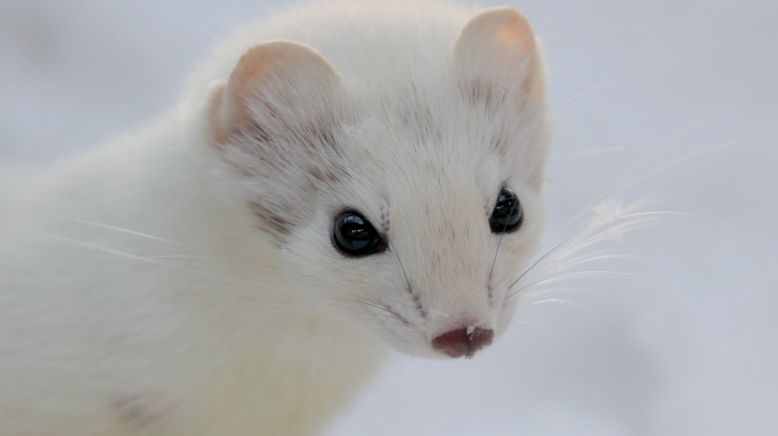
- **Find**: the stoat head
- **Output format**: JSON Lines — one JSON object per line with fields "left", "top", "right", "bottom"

{"left": 207, "top": 7, "right": 552, "bottom": 358}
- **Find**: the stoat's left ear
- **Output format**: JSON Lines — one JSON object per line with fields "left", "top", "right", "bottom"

{"left": 454, "top": 7, "right": 547, "bottom": 107}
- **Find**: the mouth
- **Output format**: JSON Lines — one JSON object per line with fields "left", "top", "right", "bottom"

{"left": 431, "top": 326, "right": 494, "bottom": 358}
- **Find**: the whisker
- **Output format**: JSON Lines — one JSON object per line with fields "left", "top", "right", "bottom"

{"left": 521, "top": 211, "right": 675, "bottom": 278}
{"left": 389, "top": 242, "right": 413, "bottom": 294}
{"left": 46, "top": 235, "right": 281, "bottom": 288}
{"left": 389, "top": 241, "right": 427, "bottom": 318}
{"left": 344, "top": 294, "right": 416, "bottom": 326}
{"left": 551, "top": 254, "right": 633, "bottom": 272}
{"left": 497, "top": 208, "right": 663, "bottom": 308}
{"left": 487, "top": 188, "right": 520, "bottom": 303}
{"left": 498, "top": 130, "right": 728, "bottom": 328}
{"left": 552, "top": 137, "right": 728, "bottom": 246}
{"left": 549, "top": 217, "right": 661, "bottom": 260}
{"left": 34, "top": 232, "right": 162, "bottom": 264}
{"left": 510, "top": 270, "right": 630, "bottom": 296}
{"left": 559, "top": 76, "right": 622, "bottom": 109}
{"left": 505, "top": 237, "right": 571, "bottom": 291}
{"left": 527, "top": 298, "right": 588, "bottom": 308}
{"left": 73, "top": 219, "right": 187, "bottom": 246}
{"left": 519, "top": 287, "right": 578, "bottom": 298}
{"left": 614, "top": 139, "right": 740, "bottom": 196}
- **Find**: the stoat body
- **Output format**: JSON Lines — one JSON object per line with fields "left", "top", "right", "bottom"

{"left": 0, "top": 1, "right": 552, "bottom": 434}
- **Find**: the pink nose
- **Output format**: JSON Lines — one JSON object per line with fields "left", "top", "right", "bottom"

{"left": 432, "top": 326, "right": 494, "bottom": 358}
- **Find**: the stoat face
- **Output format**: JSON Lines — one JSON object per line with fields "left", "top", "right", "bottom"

{"left": 208, "top": 7, "right": 552, "bottom": 358}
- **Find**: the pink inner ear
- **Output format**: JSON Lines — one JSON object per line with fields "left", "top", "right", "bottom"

{"left": 456, "top": 7, "right": 538, "bottom": 59}
{"left": 496, "top": 13, "right": 535, "bottom": 55}
{"left": 455, "top": 7, "right": 547, "bottom": 106}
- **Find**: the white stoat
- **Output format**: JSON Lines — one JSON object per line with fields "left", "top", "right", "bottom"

{"left": 0, "top": 1, "right": 552, "bottom": 434}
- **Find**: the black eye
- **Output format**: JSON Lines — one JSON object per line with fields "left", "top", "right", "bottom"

{"left": 489, "top": 188, "right": 523, "bottom": 233}
{"left": 333, "top": 211, "right": 386, "bottom": 257}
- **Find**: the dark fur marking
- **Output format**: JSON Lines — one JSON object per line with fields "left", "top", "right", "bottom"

{"left": 489, "top": 135, "right": 504, "bottom": 154}
{"left": 313, "top": 123, "right": 339, "bottom": 151}
{"left": 308, "top": 165, "right": 340, "bottom": 184}
{"left": 379, "top": 205, "right": 390, "bottom": 234}
{"left": 487, "top": 282, "right": 495, "bottom": 306}
{"left": 411, "top": 290, "right": 428, "bottom": 319}
{"left": 113, "top": 395, "right": 169, "bottom": 430}
{"left": 245, "top": 122, "right": 272, "bottom": 144}
{"left": 248, "top": 201, "right": 292, "bottom": 237}
{"left": 462, "top": 79, "right": 499, "bottom": 109}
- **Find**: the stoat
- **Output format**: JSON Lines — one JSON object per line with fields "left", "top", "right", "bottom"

{"left": 0, "top": 1, "right": 552, "bottom": 434}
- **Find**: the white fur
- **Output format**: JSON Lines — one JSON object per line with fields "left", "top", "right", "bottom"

{"left": 0, "top": 1, "right": 552, "bottom": 434}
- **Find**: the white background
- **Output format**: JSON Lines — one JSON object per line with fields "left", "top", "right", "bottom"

{"left": 1, "top": 0, "right": 776, "bottom": 434}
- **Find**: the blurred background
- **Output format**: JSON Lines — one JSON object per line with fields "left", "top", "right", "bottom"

{"left": 1, "top": 0, "right": 776, "bottom": 434}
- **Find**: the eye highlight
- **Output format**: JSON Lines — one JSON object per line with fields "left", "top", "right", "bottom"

{"left": 332, "top": 210, "right": 387, "bottom": 257}
{"left": 489, "top": 188, "right": 523, "bottom": 233}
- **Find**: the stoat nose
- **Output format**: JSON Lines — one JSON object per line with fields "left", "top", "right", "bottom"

{"left": 432, "top": 326, "right": 494, "bottom": 358}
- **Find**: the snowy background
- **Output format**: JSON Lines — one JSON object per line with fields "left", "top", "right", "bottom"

{"left": 2, "top": 0, "right": 776, "bottom": 435}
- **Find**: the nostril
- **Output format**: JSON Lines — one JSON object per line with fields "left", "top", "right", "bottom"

{"left": 431, "top": 326, "right": 494, "bottom": 358}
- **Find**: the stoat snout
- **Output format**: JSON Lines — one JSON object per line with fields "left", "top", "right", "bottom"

{"left": 432, "top": 326, "right": 494, "bottom": 358}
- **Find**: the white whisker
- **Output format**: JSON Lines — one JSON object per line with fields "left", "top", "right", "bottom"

{"left": 552, "top": 254, "right": 632, "bottom": 272}
{"left": 515, "top": 270, "right": 630, "bottom": 292}
{"left": 559, "top": 76, "right": 621, "bottom": 108}
{"left": 35, "top": 232, "right": 161, "bottom": 264}
{"left": 615, "top": 139, "right": 740, "bottom": 196}
{"left": 527, "top": 298, "right": 587, "bottom": 307}
{"left": 74, "top": 219, "right": 186, "bottom": 246}
{"left": 520, "top": 287, "right": 578, "bottom": 298}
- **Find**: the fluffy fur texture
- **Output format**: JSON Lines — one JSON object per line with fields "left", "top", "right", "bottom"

{"left": 0, "top": 1, "right": 552, "bottom": 434}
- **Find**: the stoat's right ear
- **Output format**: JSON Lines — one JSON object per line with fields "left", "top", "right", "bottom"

{"left": 209, "top": 41, "right": 343, "bottom": 145}
{"left": 454, "top": 7, "right": 547, "bottom": 108}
